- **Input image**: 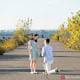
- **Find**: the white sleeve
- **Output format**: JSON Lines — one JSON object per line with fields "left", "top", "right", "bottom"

{"left": 41, "top": 47, "right": 44, "bottom": 57}
{"left": 28, "top": 40, "right": 32, "bottom": 48}
{"left": 28, "top": 41, "right": 30, "bottom": 45}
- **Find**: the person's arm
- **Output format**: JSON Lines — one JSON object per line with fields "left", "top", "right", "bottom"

{"left": 42, "top": 47, "right": 46, "bottom": 63}
{"left": 28, "top": 41, "right": 32, "bottom": 54}
{"left": 41, "top": 47, "right": 44, "bottom": 57}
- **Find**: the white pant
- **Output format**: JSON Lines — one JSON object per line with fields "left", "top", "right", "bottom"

{"left": 44, "top": 60, "right": 57, "bottom": 74}
{"left": 44, "top": 60, "right": 53, "bottom": 73}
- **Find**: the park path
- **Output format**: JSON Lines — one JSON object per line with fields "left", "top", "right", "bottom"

{"left": 0, "top": 38, "right": 80, "bottom": 80}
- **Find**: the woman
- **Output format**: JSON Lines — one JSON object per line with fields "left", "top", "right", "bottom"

{"left": 29, "top": 34, "right": 39, "bottom": 74}
{"left": 28, "top": 34, "right": 34, "bottom": 72}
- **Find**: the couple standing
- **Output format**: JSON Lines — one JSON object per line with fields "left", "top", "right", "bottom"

{"left": 28, "top": 34, "right": 58, "bottom": 74}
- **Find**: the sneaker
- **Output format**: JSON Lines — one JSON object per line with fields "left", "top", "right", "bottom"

{"left": 55, "top": 68, "right": 59, "bottom": 73}
{"left": 30, "top": 71, "right": 34, "bottom": 74}
{"left": 33, "top": 71, "right": 38, "bottom": 74}
{"left": 47, "top": 68, "right": 59, "bottom": 74}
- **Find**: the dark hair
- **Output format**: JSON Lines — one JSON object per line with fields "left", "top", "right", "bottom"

{"left": 35, "top": 34, "right": 38, "bottom": 42}
{"left": 34, "top": 34, "right": 38, "bottom": 37}
{"left": 46, "top": 38, "right": 50, "bottom": 44}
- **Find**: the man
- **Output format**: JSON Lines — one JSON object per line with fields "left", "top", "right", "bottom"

{"left": 42, "top": 38, "right": 58, "bottom": 74}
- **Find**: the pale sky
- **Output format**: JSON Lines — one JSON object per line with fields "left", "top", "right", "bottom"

{"left": 0, "top": 0, "right": 80, "bottom": 30}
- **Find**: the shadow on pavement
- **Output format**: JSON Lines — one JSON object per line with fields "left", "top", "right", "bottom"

{"left": 0, "top": 55, "right": 29, "bottom": 60}
{"left": 0, "top": 68, "right": 80, "bottom": 75}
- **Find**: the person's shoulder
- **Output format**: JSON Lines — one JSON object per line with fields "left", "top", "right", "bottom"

{"left": 46, "top": 45, "right": 51, "bottom": 47}
{"left": 28, "top": 40, "right": 32, "bottom": 43}
{"left": 28, "top": 40, "right": 30, "bottom": 44}
{"left": 28, "top": 40, "right": 31, "bottom": 42}
{"left": 47, "top": 45, "right": 53, "bottom": 49}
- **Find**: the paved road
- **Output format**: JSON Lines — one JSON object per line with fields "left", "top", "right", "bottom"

{"left": 0, "top": 38, "right": 80, "bottom": 80}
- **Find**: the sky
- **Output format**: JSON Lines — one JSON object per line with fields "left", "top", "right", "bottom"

{"left": 0, "top": 0, "right": 80, "bottom": 30}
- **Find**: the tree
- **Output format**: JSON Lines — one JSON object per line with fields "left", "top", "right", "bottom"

{"left": 52, "top": 10, "right": 80, "bottom": 50}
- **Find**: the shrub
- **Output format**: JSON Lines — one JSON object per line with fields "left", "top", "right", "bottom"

{"left": 2, "top": 38, "right": 16, "bottom": 51}
{"left": 0, "top": 46, "right": 6, "bottom": 55}
{"left": 51, "top": 34, "right": 59, "bottom": 41}
{"left": 14, "top": 35, "right": 29, "bottom": 46}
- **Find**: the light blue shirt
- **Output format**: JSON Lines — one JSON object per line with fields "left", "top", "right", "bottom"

{"left": 31, "top": 40, "right": 39, "bottom": 60}
{"left": 43, "top": 45, "right": 53, "bottom": 63}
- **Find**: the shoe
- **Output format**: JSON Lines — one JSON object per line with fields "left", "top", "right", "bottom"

{"left": 30, "top": 71, "right": 34, "bottom": 74}
{"left": 33, "top": 71, "right": 38, "bottom": 74}
{"left": 47, "top": 68, "right": 59, "bottom": 74}
{"left": 55, "top": 68, "right": 59, "bottom": 73}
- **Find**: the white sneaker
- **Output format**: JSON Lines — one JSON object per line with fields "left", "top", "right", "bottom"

{"left": 47, "top": 68, "right": 58, "bottom": 74}
{"left": 54, "top": 68, "right": 59, "bottom": 72}
{"left": 33, "top": 71, "right": 37, "bottom": 74}
{"left": 30, "top": 71, "right": 34, "bottom": 74}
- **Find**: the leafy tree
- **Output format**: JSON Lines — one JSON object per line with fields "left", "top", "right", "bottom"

{"left": 52, "top": 10, "right": 80, "bottom": 50}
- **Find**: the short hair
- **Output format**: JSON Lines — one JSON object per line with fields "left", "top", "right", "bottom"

{"left": 46, "top": 38, "right": 50, "bottom": 44}
{"left": 34, "top": 34, "right": 38, "bottom": 36}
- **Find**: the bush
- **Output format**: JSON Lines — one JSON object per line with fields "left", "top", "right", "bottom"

{"left": 2, "top": 38, "right": 16, "bottom": 51}
{"left": 51, "top": 34, "right": 59, "bottom": 41}
{"left": 14, "top": 35, "right": 29, "bottom": 46}
{"left": 16, "top": 39, "right": 24, "bottom": 45}
{"left": 0, "top": 34, "right": 29, "bottom": 54}
{"left": 0, "top": 46, "right": 6, "bottom": 55}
